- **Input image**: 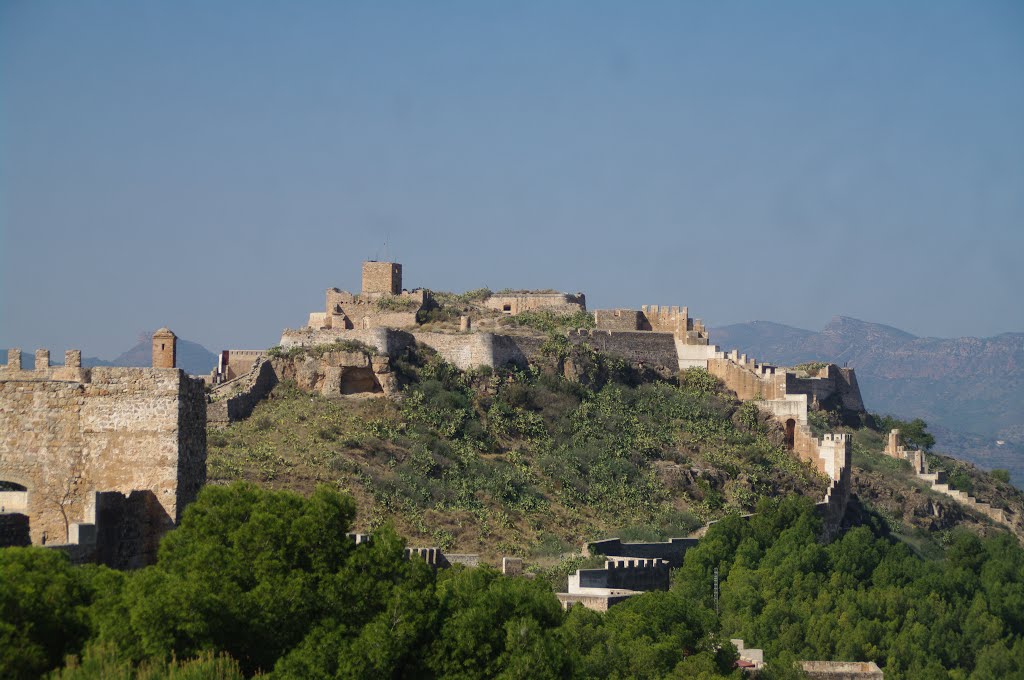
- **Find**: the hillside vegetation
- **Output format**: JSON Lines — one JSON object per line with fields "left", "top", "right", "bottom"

{"left": 208, "top": 343, "right": 826, "bottom": 563}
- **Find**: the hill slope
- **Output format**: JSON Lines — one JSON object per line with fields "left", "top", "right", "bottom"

{"left": 711, "top": 317, "right": 1024, "bottom": 482}
{"left": 208, "top": 345, "right": 828, "bottom": 562}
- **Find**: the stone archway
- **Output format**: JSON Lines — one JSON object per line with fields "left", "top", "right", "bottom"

{"left": 0, "top": 480, "right": 31, "bottom": 547}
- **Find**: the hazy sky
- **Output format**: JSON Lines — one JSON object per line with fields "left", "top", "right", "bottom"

{"left": 2, "top": 1, "right": 1022, "bottom": 357}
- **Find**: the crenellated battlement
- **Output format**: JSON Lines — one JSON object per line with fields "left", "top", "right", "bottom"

{"left": 2, "top": 347, "right": 90, "bottom": 382}
{"left": 822, "top": 433, "right": 849, "bottom": 444}
{"left": 1, "top": 330, "right": 207, "bottom": 566}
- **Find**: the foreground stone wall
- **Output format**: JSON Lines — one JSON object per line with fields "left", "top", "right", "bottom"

{"left": 0, "top": 355, "right": 206, "bottom": 555}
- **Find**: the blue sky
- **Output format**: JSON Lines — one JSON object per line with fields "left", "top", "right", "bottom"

{"left": 2, "top": 1, "right": 1022, "bottom": 357}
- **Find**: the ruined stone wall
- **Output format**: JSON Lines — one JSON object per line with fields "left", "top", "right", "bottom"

{"left": 319, "top": 287, "right": 424, "bottom": 330}
{"left": 409, "top": 332, "right": 543, "bottom": 371}
{"left": 708, "top": 358, "right": 786, "bottom": 401}
{"left": 0, "top": 360, "right": 206, "bottom": 549}
{"left": 222, "top": 350, "right": 266, "bottom": 381}
{"left": 482, "top": 292, "right": 586, "bottom": 316}
{"left": 280, "top": 327, "right": 416, "bottom": 356}
{"left": 836, "top": 368, "right": 865, "bottom": 412}
{"left": 594, "top": 309, "right": 644, "bottom": 331}
{"left": 568, "top": 330, "right": 680, "bottom": 373}
{"left": 491, "top": 334, "right": 544, "bottom": 369}
{"left": 784, "top": 366, "right": 866, "bottom": 415}
{"left": 412, "top": 332, "right": 495, "bottom": 370}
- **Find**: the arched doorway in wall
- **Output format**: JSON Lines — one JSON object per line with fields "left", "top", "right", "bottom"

{"left": 784, "top": 419, "right": 796, "bottom": 450}
{"left": 0, "top": 480, "right": 28, "bottom": 508}
{"left": 0, "top": 481, "right": 31, "bottom": 547}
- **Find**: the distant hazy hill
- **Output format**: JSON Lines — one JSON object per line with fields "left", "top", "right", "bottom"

{"left": 710, "top": 316, "right": 1024, "bottom": 478}
{"left": 2, "top": 338, "right": 216, "bottom": 376}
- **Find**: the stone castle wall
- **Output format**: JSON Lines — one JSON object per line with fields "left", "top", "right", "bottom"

{"left": 593, "top": 309, "right": 645, "bottom": 331}
{"left": 568, "top": 329, "right": 680, "bottom": 373}
{"left": 586, "top": 537, "right": 699, "bottom": 568}
{"left": 0, "top": 355, "right": 206, "bottom": 553}
{"left": 282, "top": 326, "right": 544, "bottom": 373}
{"left": 570, "top": 558, "right": 671, "bottom": 593}
{"left": 280, "top": 327, "right": 416, "bottom": 356}
{"left": 707, "top": 358, "right": 786, "bottom": 401}
{"left": 482, "top": 292, "right": 586, "bottom": 316}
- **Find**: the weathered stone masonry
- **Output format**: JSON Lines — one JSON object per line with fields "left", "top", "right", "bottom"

{"left": 0, "top": 340, "right": 206, "bottom": 566}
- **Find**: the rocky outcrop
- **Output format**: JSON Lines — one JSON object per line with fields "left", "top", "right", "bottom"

{"left": 209, "top": 350, "right": 397, "bottom": 424}
{"left": 272, "top": 351, "right": 397, "bottom": 397}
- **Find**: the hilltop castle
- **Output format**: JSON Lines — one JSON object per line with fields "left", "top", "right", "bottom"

{"left": 210, "top": 261, "right": 859, "bottom": 544}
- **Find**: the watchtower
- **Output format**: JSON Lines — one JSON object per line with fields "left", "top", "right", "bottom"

{"left": 361, "top": 261, "right": 402, "bottom": 298}
{"left": 152, "top": 328, "right": 177, "bottom": 369}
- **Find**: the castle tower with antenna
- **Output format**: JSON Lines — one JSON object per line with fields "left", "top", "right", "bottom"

{"left": 361, "top": 261, "right": 402, "bottom": 298}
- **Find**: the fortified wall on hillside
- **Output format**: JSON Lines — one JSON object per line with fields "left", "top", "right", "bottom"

{"left": 0, "top": 330, "right": 206, "bottom": 567}
{"left": 248, "top": 262, "right": 865, "bottom": 422}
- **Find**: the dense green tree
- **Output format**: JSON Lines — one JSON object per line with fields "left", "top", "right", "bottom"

{"left": 0, "top": 548, "right": 97, "bottom": 680}
{"left": 6, "top": 482, "right": 1024, "bottom": 680}
{"left": 426, "top": 567, "right": 569, "bottom": 679}
{"left": 92, "top": 483, "right": 359, "bottom": 675}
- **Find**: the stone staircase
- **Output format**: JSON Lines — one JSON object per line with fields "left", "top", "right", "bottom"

{"left": 916, "top": 469, "right": 1008, "bottom": 524}
{"left": 886, "top": 430, "right": 1014, "bottom": 529}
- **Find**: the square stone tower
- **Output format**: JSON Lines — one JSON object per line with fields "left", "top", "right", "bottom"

{"left": 362, "top": 261, "right": 402, "bottom": 297}
{"left": 152, "top": 328, "right": 177, "bottom": 368}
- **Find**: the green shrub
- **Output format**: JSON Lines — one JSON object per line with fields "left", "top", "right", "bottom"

{"left": 374, "top": 295, "right": 419, "bottom": 312}
{"left": 992, "top": 469, "right": 1011, "bottom": 483}
{"left": 502, "top": 309, "right": 595, "bottom": 334}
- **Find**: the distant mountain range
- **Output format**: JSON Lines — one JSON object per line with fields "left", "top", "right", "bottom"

{"left": 3, "top": 338, "right": 217, "bottom": 377}
{"left": 710, "top": 316, "right": 1024, "bottom": 481}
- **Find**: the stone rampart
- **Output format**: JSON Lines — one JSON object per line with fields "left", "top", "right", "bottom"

{"left": 556, "top": 592, "right": 637, "bottom": 612}
{"left": 280, "top": 327, "right": 416, "bottom": 356}
{"left": 410, "top": 332, "right": 543, "bottom": 371}
{"left": 708, "top": 357, "right": 785, "bottom": 401}
{"left": 482, "top": 292, "right": 585, "bottom": 316}
{"left": 0, "top": 354, "right": 206, "bottom": 556}
{"left": 216, "top": 350, "right": 266, "bottom": 382}
{"left": 208, "top": 358, "right": 279, "bottom": 424}
{"left": 785, "top": 365, "right": 865, "bottom": 413}
{"left": 411, "top": 332, "right": 496, "bottom": 370}
{"left": 885, "top": 430, "right": 1015, "bottom": 530}
{"left": 568, "top": 330, "right": 680, "bottom": 373}
{"left": 586, "top": 537, "right": 699, "bottom": 568}
{"left": 569, "top": 557, "right": 670, "bottom": 593}
{"left": 594, "top": 309, "right": 645, "bottom": 331}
